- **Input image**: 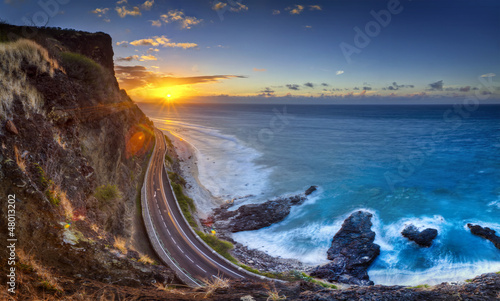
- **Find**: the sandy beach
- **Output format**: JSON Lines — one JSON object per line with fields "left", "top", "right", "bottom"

{"left": 163, "top": 130, "right": 226, "bottom": 218}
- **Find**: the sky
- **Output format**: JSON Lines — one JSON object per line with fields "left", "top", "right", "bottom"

{"left": 1, "top": 0, "right": 500, "bottom": 104}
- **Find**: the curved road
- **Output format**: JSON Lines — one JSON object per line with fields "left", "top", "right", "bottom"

{"left": 144, "top": 129, "right": 264, "bottom": 287}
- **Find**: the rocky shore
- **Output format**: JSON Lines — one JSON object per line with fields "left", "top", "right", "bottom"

{"left": 310, "top": 211, "right": 380, "bottom": 286}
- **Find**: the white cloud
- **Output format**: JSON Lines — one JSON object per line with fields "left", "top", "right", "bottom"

{"left": 150, "top": 20, "right": 161, "bottom": 27}
{"left": 116, "top": 6, "right": 141, "bottom": 17}
{"left": 92, "top": 8, "right": 109, "bottom": 18}
{"left": 116, "top": 0, "right": 127, "bottom": 4}
{"left": 212, "top": 2, "right": 227, "bottom": 11}
{"left": 286, "top": 5, "right": 304, "bottom": 15}
{"left": 116, "top": 41, "right": 129, "bottom": 47}
{"left": 272, "top": 9, "right": 280, "bottom": 15}
{"left": 128, "top": 36, "right": 198, "bottom": 49}
{"left": 140, "top": 55, "right": 157, "bottom": 61}
{"left": 481, "top": 73, "right": 496, "bottom": 78}
{"left": 336, "top": 70, "right": 344, "bottom": 75}
{"left": 141, "top": 0, "right": 154, "bottom": 10}
{"left": 212, "top": 1, "right": 248, "bottom": 13}
{"left": 160, "top": 10, "right": 203, "bottom": 29}
{"left": 309, "top": 5, "right": 322, "bottom": 11}
{"left": 229, "top": 2, "right": 248, "bottom": 12}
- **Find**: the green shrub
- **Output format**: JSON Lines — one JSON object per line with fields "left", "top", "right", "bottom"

{"left": 45, "top": 190, "right": 60, "bottom": 206}
{"left": 170, "top": 179, "right": 197, "bottom": 228}
{"left": 165, "top": 153, "right": 173, "bottom": 165}
{"left": 60, "top": 52, "right": 104, "bottom": 85}
{"left": 95, "top": 184, "right": 120, "bottom": 203}
{"left": 196, "top": 231, "right": 237, "bottom": 263}
{"left": 168, "top": 171, "right": 186, "bottom": 187}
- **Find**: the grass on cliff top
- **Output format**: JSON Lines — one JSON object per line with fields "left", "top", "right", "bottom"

{"left": 0, "top": 39, "right": 57, "bottom": 118}
{"left": 60, "top": 52, "right": 104, "bottom": 85}
{"left": 168, "top": 171, "right": 197, "bottom": 229}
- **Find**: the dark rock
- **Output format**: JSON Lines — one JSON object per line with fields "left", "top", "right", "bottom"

{"left": 305, "top": 185, "right": 317, "bottom": 196}
{"left": 126, "top": 250, "right": 140, "bottom": 260}
{"left": 468, "top": 223, "right": 500, "bottom": 249}
{"left": 402, "top": 225, "right": 438, "bottom": 247}
{"left": 212, "top": 187, "right": 316, "bottom": 233}
{"left": 222, "top": 198, "right": 291, "bottom": 232}
{"left": 5, "top": 120, "right": 19, "bottom": 135}
{"left": 310, "top": 211, "right": 380, "bottom": 286}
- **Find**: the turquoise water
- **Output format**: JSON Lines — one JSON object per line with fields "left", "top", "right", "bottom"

{"left": 140, "top": 103, "right": 500, "bottom": 285}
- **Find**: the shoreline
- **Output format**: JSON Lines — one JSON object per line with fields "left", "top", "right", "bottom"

{"left": 162, "top": 129, "right": 309, "bottom": 273}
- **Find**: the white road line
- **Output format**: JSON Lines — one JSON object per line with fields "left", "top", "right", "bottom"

{"left": 159, "top": 177, "right": 246, "bottom": 279}
{"left": 177, "top": 245, "right": 184, "bottom": 253}
{"left": 172, "top": 238, "right": 177, "bottom": 245}
{"left": 196, "top": 265, "right": 207, "bottom": 273}
{"left": 186, "top": 255, "right": 194, "bottom": 263}
{"left": 167, "top": 229, "right": 171, "bottom": 235}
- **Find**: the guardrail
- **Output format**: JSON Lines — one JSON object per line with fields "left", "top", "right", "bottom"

{"left": 158, "top": 130, "right": 284, "bottom": 283}
{"left": 141, "top": 131, "right": 203, "bottom": 287}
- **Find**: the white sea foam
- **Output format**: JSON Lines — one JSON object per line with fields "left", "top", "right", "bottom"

{"left": 370, "top": 259, "right": 500, "bottom": 286}
{"left": 233, "top": 219, "right": 342, "bottom": 265}
{"left": 155, "top": 118, "right": 272, "bottom": 202}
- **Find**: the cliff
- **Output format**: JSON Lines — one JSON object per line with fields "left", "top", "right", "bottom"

{"left": 0, "top": 24, "right": 176, "bottom": 296}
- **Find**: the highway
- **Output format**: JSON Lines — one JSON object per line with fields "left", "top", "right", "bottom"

{"left": 143, "top": 128, "right": 265, "bottom": 287}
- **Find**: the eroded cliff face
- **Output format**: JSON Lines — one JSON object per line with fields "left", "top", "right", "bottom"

{"left": 0, "top": 24, "right": 175, "bottom": 291}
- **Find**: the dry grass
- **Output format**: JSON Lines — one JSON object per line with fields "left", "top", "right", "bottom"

{"left": 138, "top": 254, "right": 154, "bottom": 265}
{"left": 113, "top": 236, "right": 127, "bottom": 254}
{"left": 265, "top": 284, "right": 287, "bottom": 301}
{"left": 198, "top": 275, "right": 230, "bottom": 298}
{"left": 0, "top": 39, "right": 59, "bottom": 120}
{"left": 14, "top": 145, "right": 26, "bottom": 172}
{"left": 153, "top": 282, "right": 187, "bottom": 296}
{"left": 58, "top": 190, "right": 74, "bottom": 221}
{"left": 17, "top": 249, "right": 63, "bottom": 293}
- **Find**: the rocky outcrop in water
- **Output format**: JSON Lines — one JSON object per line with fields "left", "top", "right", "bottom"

{"left": 402, "top": 225, "right": 438, "bottom": 247}
{"left": 310, "top": 211, "right": 380, "bottom": 286}
{"left": 212, "top": 186, "right": 316, "bottom": 233}
{"left": 468, "top": 224, "right": 500, "bottom": 250}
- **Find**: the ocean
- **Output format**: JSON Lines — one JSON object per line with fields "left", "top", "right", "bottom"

{"left": 139, "top": 102, "right": 500, "bottom": 286}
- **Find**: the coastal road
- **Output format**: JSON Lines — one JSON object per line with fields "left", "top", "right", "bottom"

{"left": 144, "top": 128, "right": 265, "bottom": 287}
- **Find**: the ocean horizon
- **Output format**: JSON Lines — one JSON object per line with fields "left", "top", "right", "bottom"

{"left": 139, "top": 102, "right": 500, "bottom": 286}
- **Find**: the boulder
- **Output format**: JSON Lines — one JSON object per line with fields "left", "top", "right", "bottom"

{"left": 5, "top": 120, "right": 19, "bottom": 135}
{"left": 401, "top": 225, "right": 438, "bottom": 247}
{"left": 310, "top": 211, "right": 380, "bottom": 286}
{"left": 468, "top": 223, "right": 500, "bottom": 250}
{"left": 305, "top": 186, "right": 317, "bottom": 196}
{"left": 212, "top": 186, "right": 316, "bottom": 233}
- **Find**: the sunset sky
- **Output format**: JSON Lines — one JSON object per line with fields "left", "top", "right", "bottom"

{"left": 2, "top": 0, "right": 500, "bottom": 103}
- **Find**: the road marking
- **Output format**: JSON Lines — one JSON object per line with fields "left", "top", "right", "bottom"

{"left": 172, "top": 238, "right": 177, "bottom": 245}
{"left": 154, "top": 191, "right": 156, "bottom": 198}
{"left": 177, "top": 245, "right": 184, "bottom": 253}
{"left": 196, "top": 265, "right": 207, "bottom": 273}
{"left": 186, "top": 255, "right": 194, "bottom": 263}
{"left": 159, "top": 181, "right": 246, "bottom": 279}
{"left": 167, "top": 229, "right": 171, "bottom": 235}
